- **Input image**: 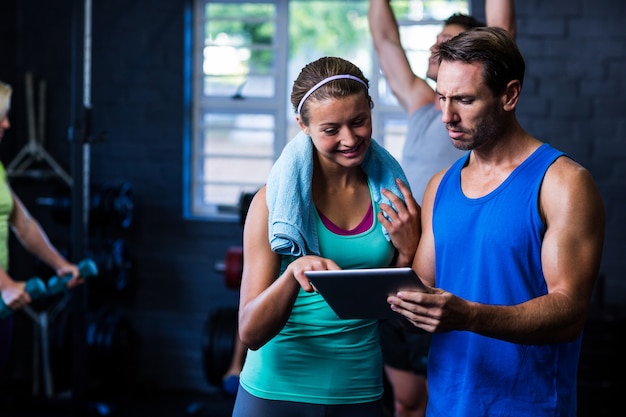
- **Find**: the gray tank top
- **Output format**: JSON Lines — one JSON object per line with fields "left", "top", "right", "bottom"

{"left": 401, "top": 103, "right": 467, "bottom": 204}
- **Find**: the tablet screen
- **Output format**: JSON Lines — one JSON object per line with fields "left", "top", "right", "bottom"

{"left": 305, "top": 267, "right": 426, "bottom": 319}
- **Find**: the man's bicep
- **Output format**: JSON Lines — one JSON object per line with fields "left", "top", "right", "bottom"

{"left": 414, "top": 231, "right": 435, "bottom": 286}
{"left": 540, "top": 163, "right": 605, "bottom": 299}
{"left": 413, "top": 173, "right": 442, "bottom": 286}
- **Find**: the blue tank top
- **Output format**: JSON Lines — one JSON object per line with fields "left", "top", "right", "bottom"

{"left": 240, "top": 193, "right": 395, "bottom": 404}
{"left": 428, "top": 144, "right": 581, "bottom": 416}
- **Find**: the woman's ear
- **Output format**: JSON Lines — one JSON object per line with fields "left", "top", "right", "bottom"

{"left": 296, "top": 115, "right": 308, "bottom": 134}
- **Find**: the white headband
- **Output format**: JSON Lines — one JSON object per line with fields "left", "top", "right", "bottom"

{"left": 296, "top": 74, "right": 368, "bottom": 115}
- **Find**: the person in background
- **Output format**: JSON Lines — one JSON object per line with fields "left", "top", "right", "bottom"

{"left": 389, "top": 27, "right": 605, "bottom": 416}
{"left": 0, "top": 80, "right": 83, "bottom": 373}
{"left": 368, "top": 1, "right": 516, "bottom": 415}
{"left": 231, "top": 56, "right": 420, "bottom": 417}
{"left": 221, "top": 336, "right": 246, "bottom": 396}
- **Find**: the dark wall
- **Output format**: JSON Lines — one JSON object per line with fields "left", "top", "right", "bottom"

{"left": 87, "top": 1, "right": 242, "bottom": 390}
{"left": 0, "top": 0, "right": 241, "bottom": 392}
{"left": 0, "top": 0, "right": 624, "bottom": 395}
{"left": 496, "top": 0, "right": 626, "bottom": 306}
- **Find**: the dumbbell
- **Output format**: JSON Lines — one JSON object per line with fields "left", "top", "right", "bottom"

{"left": 47, "top": 259, "right": 99, "bottom": 296}
{"left": 0, "top": 277, "right": 47, "bottom": 319}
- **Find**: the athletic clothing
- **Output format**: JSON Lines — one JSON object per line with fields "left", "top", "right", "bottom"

{"left": 233, "top": 384, "right": 386, "bottom": 417}
{"left": 236, "top": 189, "right": 395, "bottom": 411}
{"left": 427, "top": 144, "right": 580, "bottom": 416}
{"left": 378, "top": 318, "right": 430, "bottom": 375}
{"left": 380, "top": 104, "right": 463, "bottom": 376}
{"left": 0, "top": 163, "right": 14, "bottom": 371}
{"left": 0, "top": 163, "right": 13, "bottom": 270}
{"left": 318, "top": 203, "right": 373, "bottom": 236}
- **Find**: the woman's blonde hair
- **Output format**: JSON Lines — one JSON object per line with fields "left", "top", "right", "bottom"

{"left": 0, "top": 81, "right": 12, "bottom": 118}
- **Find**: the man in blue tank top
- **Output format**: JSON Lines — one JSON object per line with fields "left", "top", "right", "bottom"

{"left": 387, "top": 28, "right": 605, "bottom": 416}
{"left": 369, "top": 3, "right": 517, "bottom": 416}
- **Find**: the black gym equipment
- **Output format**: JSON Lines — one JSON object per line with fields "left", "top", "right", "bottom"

{"left": 201, "top": 191, "right": 255, "bottom": 388}
{"left": 36, "top": 180, "right": 134, "bottom": 231}
{"left": 202, "top": 307, "right": 238, "bottom": 386}
{"left": 86, "top": 306, "right": 138, "bottom": 391}
{"left": 86, "top": 238, "right": 133, "bottom": 293}
{"left": 67, "top": 0, "right": 94, "bottom": 412}
{"left": 12, "top": 260, "right": 97, "bottom": 398}
{"left": 48, "top": 305, "right": 138, "bottom": 394}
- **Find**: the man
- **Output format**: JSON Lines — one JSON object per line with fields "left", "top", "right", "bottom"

{"left": 369, "top": 2, "right": 515, "bottom": 416}
{"left": 369, "top": 0, "right": 516, "bottom": 202}
{"left": 388, "top": 27, "right": 605, "bottom": 416}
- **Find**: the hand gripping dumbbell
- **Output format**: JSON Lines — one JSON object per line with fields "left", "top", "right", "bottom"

{"left": 0, "top": 277, "right": 47, "bottom": 319}
{"left": 47, "top": 259, "right": 99, "bottom": 296}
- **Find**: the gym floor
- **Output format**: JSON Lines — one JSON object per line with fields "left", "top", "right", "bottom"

{"left": 0, "top": 387, "right": 237, "bottom": 417}
{"left": 0, "top": 383, "right": 621, "bottom": 416}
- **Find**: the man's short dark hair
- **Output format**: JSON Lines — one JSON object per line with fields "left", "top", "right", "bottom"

{"left": 445, "top": 13, "right": 485, "bottom": 31}
{"left": 437, "top": 27, "right": 525, "bottom": 96}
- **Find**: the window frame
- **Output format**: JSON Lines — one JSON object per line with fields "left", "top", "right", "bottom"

{"left": 186, "top": 0, "right": 467, "bottom": 221}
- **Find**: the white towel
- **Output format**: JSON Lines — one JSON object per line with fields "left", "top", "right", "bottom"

{"left": 266, "top": 131, "right": 410, "bottom": 257}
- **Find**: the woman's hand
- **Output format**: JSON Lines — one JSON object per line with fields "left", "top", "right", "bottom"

{"left": 55, "top": 263, "right": 82, "bottom": 289}
{"left": 1, "top": 280, "right": 30, "bottom": 310}
{"left": 378, "top": 179, "right": 421, "bottom": 266}
{"left": 286, "top": 255, "right": 341, "bottom": 292}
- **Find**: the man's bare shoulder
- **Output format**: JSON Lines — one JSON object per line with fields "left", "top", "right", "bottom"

{"left": 541, "top": 155, "right": 604, "bottom": 220}
{"left": 545, "top": 155, "right": 595, "bottom": 188}
{"left": 425, "top": 168, "right": 449, "bottom": 192}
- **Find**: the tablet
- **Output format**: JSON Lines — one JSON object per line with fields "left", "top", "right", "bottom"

{"left": 305, "top": 267, "right": 427, "bottom": 320}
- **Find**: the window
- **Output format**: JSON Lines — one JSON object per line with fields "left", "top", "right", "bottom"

{"left": 188, "top": 0, "right": 469, "bottom": 220}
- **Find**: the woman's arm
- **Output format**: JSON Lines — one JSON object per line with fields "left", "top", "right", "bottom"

{"left": 238, "top": 187, "right": 340, "bottom": 350}
{"left": 8, "top": 187, "right": 80, "bottom": 286}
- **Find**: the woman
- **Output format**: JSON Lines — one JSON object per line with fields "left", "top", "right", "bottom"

{"left": 231, "top": 57, "right": 420, "bottom": 417}
{"left": 0, "top": 81, "right": 83, "bottom": 372}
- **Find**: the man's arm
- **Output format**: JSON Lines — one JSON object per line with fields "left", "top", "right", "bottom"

{"left": 486, "top": 0, "right": 517, "bottom": 38}
{"left": 369, "top": 0, "right": 436, "bottom": 114}
{"left": 412, "top": 172, "right": 443, "bottom": 286}
{"left": 398, "top": 159, "right": 605, "bottom": 344}
{"left": 463, "top": 159, "right": 604, "bottom": 343}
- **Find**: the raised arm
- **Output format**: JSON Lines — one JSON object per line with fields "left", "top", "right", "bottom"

{"left": 368, "top": 0, "right": 436, "bottom": 114}
{"left": 486, "top": 0, "right": 517, "bottom": 39}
